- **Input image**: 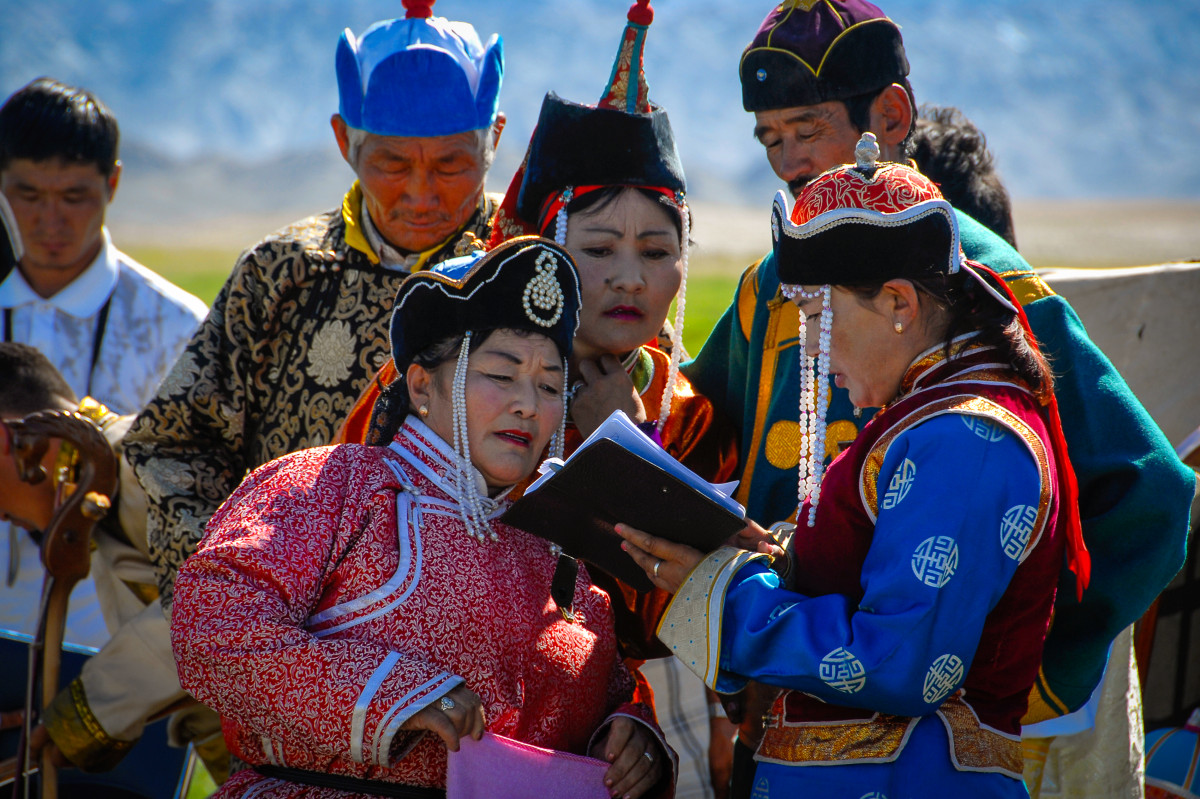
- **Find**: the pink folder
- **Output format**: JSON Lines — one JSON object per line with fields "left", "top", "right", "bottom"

{"left": 446, "top": 732, "right": 611, "bottom": 799}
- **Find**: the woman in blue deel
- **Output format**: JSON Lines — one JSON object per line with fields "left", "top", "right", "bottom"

{"left": 618, "top": 137, "right": 1090, "bottom": 798}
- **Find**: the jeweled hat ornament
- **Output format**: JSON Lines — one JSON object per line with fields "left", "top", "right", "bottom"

{"left": 490, "top": 0, "right": 689, "bottom": 432}
{"left": 771, "top": 132, "right": 1019, "bottom": 527}
{"left": 390, "top": 236, "right": 582, "bottom": 542}
{"left": 740, "top": 0, "right": 910, "bottom": 112}
{"left": 772, "top": 132, "right": 1019, "bottom": 309}
{"left": 335, "top": 0, "right": 504, "bottom": 137}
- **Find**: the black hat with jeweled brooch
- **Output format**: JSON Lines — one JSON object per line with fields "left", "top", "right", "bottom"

{"left": 389, "top": 235, "right": 582, "bottom": 372}
{"left": 389, "top": 235, "right": 583, "bottom": 542}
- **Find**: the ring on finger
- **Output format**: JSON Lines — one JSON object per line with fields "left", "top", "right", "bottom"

{"left": 653, "top": 559, "right": 662, "bottom": 579}
{"left": 438, "top": 695, "right": 456, "bottom": 712}
{"left": 642, "top": 750, "right": 654, "bottom": 764}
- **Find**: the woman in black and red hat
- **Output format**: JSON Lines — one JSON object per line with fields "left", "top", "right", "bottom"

{"left": 487, "top": 0, "right": 737, "bottom": 488}
{"left": 170, "top": 237, "right": 674, "bottom": 798}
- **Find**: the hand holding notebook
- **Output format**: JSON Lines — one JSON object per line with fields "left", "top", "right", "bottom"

{"left": 500, "top": 411, "right": 746, "bottom": 591}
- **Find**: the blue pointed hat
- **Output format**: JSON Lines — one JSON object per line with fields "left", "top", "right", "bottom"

{"left": 336, "top": 0, "right": 504, "bottom": 137}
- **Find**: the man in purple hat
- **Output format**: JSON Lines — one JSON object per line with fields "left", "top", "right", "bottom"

{"left": 682, "top": 1, "right": 1193, "bottom": 795}
{"left": 125, "top": 2, "right": 508, "bottom": 611}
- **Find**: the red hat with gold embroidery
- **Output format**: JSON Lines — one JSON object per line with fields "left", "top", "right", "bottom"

{"left": 771, "top": 132, "right": 1015, "bottom": 314}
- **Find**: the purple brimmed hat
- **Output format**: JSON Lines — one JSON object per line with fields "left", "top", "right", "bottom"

{"left": 740, "top": 0, "right": 910, "bottom": 112}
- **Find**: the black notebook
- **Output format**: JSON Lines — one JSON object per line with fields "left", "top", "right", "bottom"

{"left": 501, "top": 411, "right": 746, "bottom": 591}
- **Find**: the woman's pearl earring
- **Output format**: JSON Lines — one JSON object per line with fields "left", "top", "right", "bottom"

{"left": 418, "top": 405, "right": 430, "bottom": 418}
{"left": 894, "top": 321, "right": 903, "bottom": 334}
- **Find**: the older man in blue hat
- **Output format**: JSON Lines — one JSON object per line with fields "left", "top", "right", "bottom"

{"left": 682, "top": 1, "right": 1193, "bottom": 797}
{"left": 126, "top": 0, "right": 507, "bottom": 611}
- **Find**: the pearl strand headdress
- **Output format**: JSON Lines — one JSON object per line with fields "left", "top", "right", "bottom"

{"left": 449, "top": 332, "right": 495, "bottom": 543}
{"left": 780, "top": 282, "right": 832, "bottom": 527}
{"left": 657, "top": 193, "right": 689, "bottom": 431}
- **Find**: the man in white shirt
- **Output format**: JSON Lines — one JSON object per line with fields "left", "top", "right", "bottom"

{"left": 0, "top": 77, "right": 208, "bottom": 649}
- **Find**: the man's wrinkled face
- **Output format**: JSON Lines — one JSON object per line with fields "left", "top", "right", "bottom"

{"left": 355, "top": 130, "right": 489, "bottom": 253}
{"left": 753, "top": 101, "right": 866, "bottom": 198}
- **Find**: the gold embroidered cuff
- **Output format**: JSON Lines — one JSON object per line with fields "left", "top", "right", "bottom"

{"left": 656, "top": 546, "right": 770, "bottom": 688}
{"left": 43, "top": 678, "right": 136, "bottom": 772}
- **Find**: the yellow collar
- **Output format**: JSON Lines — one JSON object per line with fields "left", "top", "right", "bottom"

{"left": 341, "top": 181, "right": 477, "bottom": 272}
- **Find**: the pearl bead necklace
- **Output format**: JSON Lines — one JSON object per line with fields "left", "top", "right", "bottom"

{"left": 548, "top": 357, "right": 569, "bottom": 460}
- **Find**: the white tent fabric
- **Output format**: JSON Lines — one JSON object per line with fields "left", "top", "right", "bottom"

{"left": 1040, "top": 261, "right": 1200, "bottom": 448}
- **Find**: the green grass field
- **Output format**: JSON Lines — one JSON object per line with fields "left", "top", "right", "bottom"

{"left": 127, "top": 247, "right": 754, "bottom": 358}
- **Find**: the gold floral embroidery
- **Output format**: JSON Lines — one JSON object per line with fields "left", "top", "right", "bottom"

{"left": 307, "top": 320, "right": 356, "bottom": 388}
{"left": 756, "top": 713, "right": 917, "bottom": 765}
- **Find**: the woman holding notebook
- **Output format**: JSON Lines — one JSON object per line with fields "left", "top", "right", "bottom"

{"left": 618, "top": 142, "right": 1089, "bottom": 797}
{"left": 170, "top": 238, "right": 674, "bottom": 798}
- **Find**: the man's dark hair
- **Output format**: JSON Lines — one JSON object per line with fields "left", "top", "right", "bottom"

{"left": 0, "top": 77, "right": 120, "bottom": 176}
{"left": 0, "top": 342, "right": 78, "bottom": 418}
{"left": 909, "top": 104, "right": 1017, "bottom": 248}
{"left": 842, "top": 79, "right": 919, "bottom": 154}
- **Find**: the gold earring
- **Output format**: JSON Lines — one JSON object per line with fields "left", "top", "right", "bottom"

{"left": 418, "top": 405, "right": 429, "bottom": 417}
{"left": 894, "top": 321, "right": 903, "bottom": 334}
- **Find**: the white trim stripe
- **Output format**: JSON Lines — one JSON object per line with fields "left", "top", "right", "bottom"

{"left": 351, "top": 652, "right": 403, "bottom": 763}
{"left": 372, "top": 674, "right": 463, "bottom": 765}
{"left": 260, "top": 735, "right": 280, "bottom": 766}
{"left": 704, "top": 552, "right": 760, "bottom": 685}
{"left": 309, "top": 491, "right": 422, "bottom": 634}
{"left": 243, "top": 777, "right": 283, "bottom": 799}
